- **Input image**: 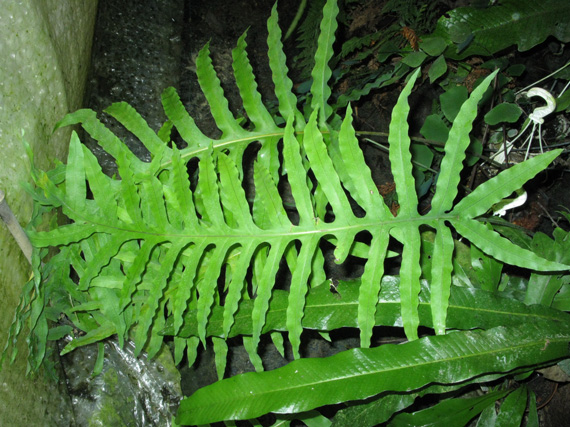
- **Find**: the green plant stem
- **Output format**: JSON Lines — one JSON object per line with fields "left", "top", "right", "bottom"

{"left": 284, "top": 0, "right": 307, "bottom": 41}
{"left": 516, "top": 60, "right": 570, "bottom": 95}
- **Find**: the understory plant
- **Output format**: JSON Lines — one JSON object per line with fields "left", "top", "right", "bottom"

{"left": 327, "top": 0, "right": 570, "bottom": 109}
{"left": 3, "top": 0, "right": 570, "bottom": 425}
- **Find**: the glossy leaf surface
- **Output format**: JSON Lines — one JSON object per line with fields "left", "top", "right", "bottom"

{"left": 177, "top": 321, "right": 570, "bottom": 424}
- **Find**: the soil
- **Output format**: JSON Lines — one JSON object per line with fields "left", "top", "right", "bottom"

{"left": 77, "top": 0, "right": 570, "bottom": 425}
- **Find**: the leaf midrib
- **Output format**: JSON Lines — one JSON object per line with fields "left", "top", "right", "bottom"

{"left": 57, "top": 202, "right": 456, "bottom": 242}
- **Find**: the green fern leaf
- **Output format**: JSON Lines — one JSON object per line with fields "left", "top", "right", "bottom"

{"left": 197, "top": 43, "right": 248, "bottom": 140}
{"left": 357, "top": 231, "right": 390, "bottom": 347}
{"left": 105, "top": 101, "right": 166, "bottom": 160}
{"left": 337, "top": 105, "right": 391, "bottom": 218}
{"left": 452, "top": 218, "right": 566, "bottom": 272}
{"left": 65, "top": 132, "right": 87, "bottom": 213}
{"left": 267, "top": 4, "right": 304, "bottom": 127}
{"left": 222, "top": 242, "right": 256, "bottom": 338}
{"left": 310, "top": 0, "right": 339, "bottom": 126}
{"left": 161, "top": 87, "right": 211, "bottom": 150}
{"left": 430, "top": 71, "right": 497, "bottom": 214}
{"left": 177, "top": 320, "right": 570, "bottom": 424}
{"left": 10, "top": 0, "right": 570, "bottom": 383}
{"left": 304, "top": 110, "right": 353, "bottom": 222}
{"left": 451, "top": 149, "right": 561, "bottom": 219}
{"left": 286, "top": 236, "right": 320, "bottom": 359}
{"left": 165, "top": 277, "right": 570, "bottom": 340}
{"left": 388, "top": 69, "right": 420, "bottom": 216}
{"left": 232, "top": 31, "right": 276, "bottom": 132}
{"left": 55, "top": 109, "right": 141, "bottom": 172}
{"left": 134, "top": 240, "right": 186, "bottom": 356}
{"left": 213, "top": 336, "right": 229, "bottom": 380}
{"left": 430, "top": 224, "right": 454, "bottom": 335}
{"left": 282, "top": 117, "right": 315, "bottom": 226}
{"left": 172, "top": 244, "right": 203, "bottom": 337}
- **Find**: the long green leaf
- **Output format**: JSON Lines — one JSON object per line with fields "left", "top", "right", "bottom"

{"left": 388, "top": 68, "right": 420, "bottom": 218}
{"left": 251, "top": 240, "right": 288, "bottom": 351}
{"left": 389, "top": 389, "right": 510, "bottom": 427}
{"left": 196, "top": 43, "right": 248, "bottom": 139}
{"left": 450, "top": 149, "right": 562, "bottom": 218}
{"left": 176, "top": 321, "right": 570, "bottom": 424}
{"left": 161, "top": 86, "right": 210, "bottom": 149}
{"left": 196, "top": 243, "right": 233, "bottom": 345}
{"left": 453, "top": 218, "right": 569, "bottom": 271}
{"left": 398, "top": 225, "right": 422, "bottom": 340}
{"left": 310, "top": 0, "right": 338, "bottom": 125}
{"left": 430, "top": 71, "right": 498, "bottom": 214}
{"left": 165, "top": 277, "right": 570, "bottom": 340}
{"left": 267, "top": 4, "right": 303, "bottom": 126}
{"left": 165, "top": 147, "right": 198, "bottom": 230}
{"left": 223, "top": 242, "right": 256, "bottom": 338}
{"left": 232, "top": 31, "right": 275, "bottom": 131}
{"left": 282, "top": 117, "right": 315, "bottom": 226}
{"left": 134, "top": 241, "right": 186, "bottom": 355}
{"left": 286, "top": 236, "right": 320, "bottom": 358}
{"left": 218, "top": 152, "right": 256, "bottom": 230}
{"left": 105, "top": 101, "right": 166, "bottom": 157}
{"left": 304, "top": 111, "right": 353, "bottom": 223}
{"left": 337, "top": 105, "right": 391, "bottom": 219}
{"left": 357, "top": 230, "right": 389, "bottom": 347}
{"left": 82, "top": 144, "right": 117, "bottom": 219}
{"left": 430, "top": 223, "right": 454, "bottom": 335}
{"left": 28, "top": 223, "right": 98, "bottom": 247}
{"left": 65, "top": 132, "right": 87, "bottom": 214}
{"left": 55, "top": 109, "right": 143, "bottom": 172}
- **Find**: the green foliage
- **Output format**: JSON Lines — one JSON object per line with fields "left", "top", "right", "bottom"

{"left": 484, "top": 103, "right": 523, "bottom": 125}
{"left": 291, "top": 0, "right": 327, "bottom": 80}
{"left": 382, "top": 0, "right": 444, "bottom": 33}
{"left": 179, "top": 320, "right": 569, "bottom": 424}
{"left": 433, "top": 0, "right": 570, "bottom": 59}
{"left": 3, "top": 0, "right": 570, "bottom": 425}
{"left": 163, "top": 274, "right": 569, "bottom": 341}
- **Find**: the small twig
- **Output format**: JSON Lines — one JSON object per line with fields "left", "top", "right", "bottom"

{"left": 0, "top": 189, "right": 33, "bottom": 265}
{"left": 485, "top": 140, "right": 570, "bottom": 152}
{"left": 516, "top": 60, "right": 570, "bottom": 95}
{"left": 537, "top": 382, "right": 558, "bottom": 411}
{"left": 357, "top": 131, "right": 506, "bottom": 169}
{"left": 363, "top": 138, "right": 439, "bottom": 174}
{"left": 536, "top": 201, "right": 561, "bottom": 229}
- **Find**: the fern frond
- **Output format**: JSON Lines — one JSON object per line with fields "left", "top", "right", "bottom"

{"left": 293, "top": 0, "right": 327, "bottom": 80}
{"left": 310, "top": 0, "right": 339, "bottom": 126}
{"left": 267, "top": 4, "right": 304, "bottom": 128}
{"left": 11, "top": 0, "right": 569, "bottom": 378}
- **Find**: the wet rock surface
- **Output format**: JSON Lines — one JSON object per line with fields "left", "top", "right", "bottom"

{"left": 84, "top": 0, "right": 184, "bottom": 174}
{"left": 61, "top": 338, "right": 181, "bottom": 426}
